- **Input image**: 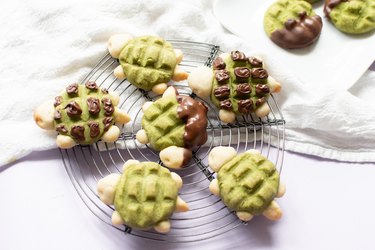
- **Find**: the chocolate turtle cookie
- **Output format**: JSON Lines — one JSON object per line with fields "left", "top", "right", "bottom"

{"left": 188, "top": 51, "right": 281, "bottom": 123}
{"left": 136, "top": 86, "right": 208, "bottom": 169}
{"left": 264, "top": 0, "right": 323, "bottom": 49}
{"left": 324, "top": 0, "right": 375, "bottom": 34}
{"left": 34, "top": 82, "right": 130, "bottom": 148}
{"left": 208, "top": 147, "right": 286, "bottom": 222}
{"left": 108, "top": 33, "right": 188, "bottom": 94}
{"left": 97, "top": 160, "right": 188, "bottom": 233}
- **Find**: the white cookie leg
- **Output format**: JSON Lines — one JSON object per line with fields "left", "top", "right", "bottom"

{"left": 255, "top": 103, "right": 270, "bottom": 118}
{"left": 268, "top": 76, "right": 282, "bottom": 93}
{"left": 152, "top": 83, "right": 168, "bottom": 95}
{"left": 159, "top": 146, "right": 192, "bottom": 169}
{"left": 33, "top": 100, "right": 55, "bottom": 130}
{"left": 112, "top": 211, "right": 125, "bottom": 225}
{"left": 170, "top": 172, "right": 183, "bottom": 190}
{"left": 208, "top": 146, "right": 237, "bottom": 172}
{"left": 113, "top": 65, "right": 126, "bottom": 80}
{"left": 122, "top": 160, "right": 140, "bottom": 171}
{"left": 114, "top": 107, "right": 131, "bottom": 124}
{"left": 172, "top": 65, "right": 189, "bottom": 82}
{"left": 187, "top": 66, "right": 213, "bottom": 99}
{"left": 162, "top": 86, "right": 177, "bottom": 98}
{"left": 108, "top": 91, "right": 120, "bottom": 106}
{"left": 174, "top": 49, "right": 183, "bottom": 64}
{"left": 209, "top": 179, "right": 220, "bottom": 196}
{"left": 175, "top": 196, "right": 189, "bottom": 212}
{"left": 97, "top": 173, "right": 121, "bottom": 205}
{"left": 135, "top": 129, "right": 149, "bottom": 144}
{"left": 276, "top": 182, "right": 286, "bottom": 198}
{"left": 219, "top": 109, "right": 236, "bottom": 124}
{"left": 154, "top": 220, "right": 171, "bottom": 233}
{"left": 236, "top": 211, "right": 254, "bottom": 222}
{"left": 107, "top": 33, "right": 133, "bottom": 59}
{"left": 102, "top": 126, "right": 120, "bottom": 143}
{"left": 56, "top": 135, "right": 76, "bottom": 149}
{"left": 263, "top": 200, "right": 282, "bottom": 221}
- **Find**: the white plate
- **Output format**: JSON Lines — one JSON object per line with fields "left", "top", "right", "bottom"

{"left": 213, "top": 0, "right": 375, "bottom": 90}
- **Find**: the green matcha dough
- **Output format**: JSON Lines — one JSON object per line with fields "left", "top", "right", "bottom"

{"left": 119, "top": 36, "right": 177, "bottom": 90}
{"left": 303, "top": 0, "right": 322, "bottom": 3}
{"left": 114, "top": 162, "right": 178, "bottom": 229}
{"left": 217, "top": 151, "right": 280, "bottom": 215}
{"left": 53, "top": 82, "right": 115, "bottom": 145}
{"left": 324, "top": 0, "right": 375, "bottom": 34}
{"left": 142, "top": 96, "right": 185, "bottom": 151}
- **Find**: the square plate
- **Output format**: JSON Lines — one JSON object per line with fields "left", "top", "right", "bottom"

{"left": 213, "top": 0, "right": 375, "bottom": 90}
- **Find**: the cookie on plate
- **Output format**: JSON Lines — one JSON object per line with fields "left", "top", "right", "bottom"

{"left": 34, "top": 82, "right": 130, "bottom": 148}
{"left": 264, "top": 0, "right": 323, "bottom": 49}
{"left": 136, "top": 86, "right": 208, "bottom": 169}
{"left": 188, "top": 51, "right": 281, "bottom": 123}
{"left": 208, "top": 147, "right": 286, "bottom": 222}
{"left": 324, "top": 0, "right": 375, "bottom": 34}
{"left": 97, "top": 160, "right": 189, "bottom": 233}
{"left": 108, "top": 34, "right": 188, "bottom": 94}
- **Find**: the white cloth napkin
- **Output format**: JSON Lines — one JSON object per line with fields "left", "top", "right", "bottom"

{"left": 1, "top": 0, "right": 375, "bottom": 166}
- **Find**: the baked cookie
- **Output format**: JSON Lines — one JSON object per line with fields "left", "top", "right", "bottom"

{"left": 324, "top": 0, "right": 375, "bottom": 34}
{"left": 208, "top": 147, "right": 286, "bottom": 222}
{"left": 264, "top": 0, "right": 323, "bottom": 49}
{"left": 34, "top": 82, "right": 130, "bottom": 148}
{"left": 136, "top": 86, "right": 208, "bottom": 169}
{"left": 303, "top": 0, "right": 322, "bottom": 3}
{"left": 97, "top": 160, "right": 189, "bottom": 233}
{"left": 188, "top": 51, "right": 281, "bottom": 123}
{"left": 108, "top": 34, "right": 188, "bottom": 94}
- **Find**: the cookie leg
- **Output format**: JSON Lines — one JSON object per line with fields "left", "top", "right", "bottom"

{"left": 276, "top": 182, "right": 286, "bottom": 198}
{"left": 209, "top": 179, "right": 220, "bottom": 196}
{"left": 174, "top": 49, "right": 183, "bottom": 64}
{"left": 151, "top": 83, "right": 168, "bottom": 95}
{"left": 97, "top": 173, "right": 121, "bottom": 205}
{"left": 114, "top": 107, "right": 131, "bottom": 124}
{"left": 122, "top": 159, "right": 140, "bottom": 171}
{"left": 171, "top": 65, "right": 189, "bottom": 82}
{"left": 255, "top": 103, "right": 270, "bottom": 117}
{"left": 107, "top": 33, "right": 133, "bottom": 59}
{"left": 268, "top": 76, "right": 282, "bottom": 93}
{"left": 187, "top": 66, "right": 213, "bottom": 99}
{"left": 135, "top": 129, "right": 149, "bottom": 144}
{"left": 108, "top": 91, "right": 120, "bottom": 106}
{"left": 102, "top": 126, "right": 120, "bottom": 143}
{"left": 262, "top": 200, "right": 282, "bottom": 221}
{"left": 56, "top": 135, "right": 76, "bottom": 149}
{"left": 208, "top": 146, "right": 237, "bottom": 172}
{"left": 236, "top": 211, "right": 254, "bottom": 222}
{"left": 111, "top": 211, "right": 125, "bottom": 225}
{"left": 219, "top": 109, "right": 236, "bottom": 124}
{"left": 162, "top": 86, "right": 178, "bottom": 98}
{"left": 154, "top": 220, "right": 171, "bottom": 233}
{"left": 33, "top": 100, "right": 55, "bottom": 130}
{"left": 170, "top": 172, "right": 183, "bottom": 190}
{"left": 142, "top": 101, "right": 154, "bottom": 112}
{"left": 175, "top": 196, "right": 189, "bottom": 212}
{"left": 159, "top": 146, "right": 192, "bottom": 169}
{"left": 113, "top": 65, "right": 126, "bottom": 80}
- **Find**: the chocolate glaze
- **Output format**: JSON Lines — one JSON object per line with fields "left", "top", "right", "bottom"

{"left": 215, "top": 69, "right": 230, "bottom": 84}
{"left": 238, "top": 99, "right": 253, "bottom": 113}
{"left": 56, "top": 124, "right": 68, "bottom": 134}
{"left": 248, "top": 57, "right": 263, "bottom": 68}
{"left": 212, "top": 57, "right": 226, "bottom": 70}
{"left": 176, "top": 96, "right": 208, "bottom": 149}
{"left": 87, "top": 97, "right": 101, "bottom": 115}
{"left": 270, "top": 12, "right": 323, "bottom": 49}
{"left": 255, "top": 84, "right": 270, "bottom": 96}
{"left": 71, "top": 125, "right": 85, "bottom": 141}
{"left": 234, "top": 67, "right": 251, "bottom": 82}
{"left": 65, "top": 101, "right": 82, "bottom": 117}
{"left": 54, "top": 110, "right": 62, "bottom": 120}
{"left": 85, "top": 81, "right": 98, "bottom": 90}
{"left": 220, "top": 99, "right": 233, "bottom": 111}
{"left": 231, "top": 51, "right": 247, "bottom": 61}
{"left": 236, "top": 84, "right": 251, "bottom": 98}
{"left": 324, "top": 0, "right": 347, "bottom": 19}
{"left": 88, "top": 121, "right": 100, "bottom": 138}
{"left": 214, "top": 86, "right": 230, "bottom": 100}
{"left": 256, "top": 97, "right": 267, "bottom": 107}
{"left": 54, "top": 96, "right": 62, "bottom": 107}
{"left": 103, "top": 117, "right": 114, "bottom": 131}
{"left": 66, "top": 83, "right": 79, "bottom": 95}
{"left": 251, "top": 68, "right": 269, "bottom": 80}
{"left": 101, "top": 98, "right": 114, "bottom": 116}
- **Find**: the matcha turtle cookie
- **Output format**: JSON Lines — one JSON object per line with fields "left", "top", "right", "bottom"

{"left": 136, "top": 86, "right": 208, "bottom": 169}
{"left": 188, "top": 51, "right": 281, "bottom": 123}
{"left": 324, "top": 0, "right": 375, "bottom": 34}
{"left": 208, "top": 147, "right": 286, "bottom": 222}
{"left": 264, "top": 0, "right": 323, "bottom": 49}
{"left": 107, "top": 33, "right": 188, "bottom": 94}
{"left": 34, "top": 82, "right": 130, "bottom": 148}
{"left": 97, "top": 160, "right": 189, "bottom": 233}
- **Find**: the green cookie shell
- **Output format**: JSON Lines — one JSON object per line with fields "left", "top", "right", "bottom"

{"left": 142, "top": 96, "right": 185, "bottom": 151}
{"left": 114, "top": 162, "right": 178, "bottom": 229}
{"left": 119, "top": 36, "right": 177, "bottom": 90}
{"left": 264, "top": 0, "right": 316, "bottom": 36}
{"left": 217, "top": 152, "right": 279, "bottom": 215}
{"left": 54, "top": 84, "right": 115, "bottom": 145}
{"left": 329, "top": 0, "right": 375, "bottom": 34}
{"left": 303, "top": 0, "right": 321, "bottom": 3}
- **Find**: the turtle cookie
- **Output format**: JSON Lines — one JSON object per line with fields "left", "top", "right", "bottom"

{"left": 324, "top": 0, "right": 375, "bottom": 34}
{"left": 188, "top": 51, "right": 281, "bottom": 123}
{"left": 208, "top": 147, "right": 286, "bottom": 222}
{"left": 108, "top": 33, "right": 188, "bottom": 94}
{"left": 97, "top": 160, "right": 189, "bottom": 233}
{"left": 264, "top": 0, "right": 323, "bottom": 49}
{"left": 34, "top": 82, "right": 130, "bottom": 148}
{"left": 136, "top": 86, "right": 208, "bottom": 169}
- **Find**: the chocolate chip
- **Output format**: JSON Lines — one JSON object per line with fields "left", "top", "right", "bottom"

{"left": 285, "top": 19, "right": 297, "bottom": 30}
{"left": 251, "top": 68, "right": 269, "bottom": 79}
{"left": 248, "top": 57, "right": 263, "bottom": 68}
{"left": 56, "top": 124, "right": 68, "bottom": 134}
{"left": 65, "top": 101, "right": 82, "bottom": 117}
{"left": 70, "top": 125, "right": 85, "bottom": 141}
{"left": 102, "top": 98, "right": 114, "bottom": 116}
{"left": 103, "top": 117, "right": 114, "bottom": 131}
{"left": 256, "top": 97, "right": 267, "bottom": 107}
{"left": 54, "top": 110, "right": 62, "bottom": 120}
{"left": 220, "top": 99, "right": 232, "bottom": 111}
{"left": 66, "top": 83, "right": 79, "bottom": 95}
{"left": 87, "top": 97, "right": 100, "bottom": 116}
{"left": 215, "top": 70, "right": 230, "bottom": 84}
{"left": 54, "top": 96, "right": 63, "bottom": 107}
{"left": 88, "top": 121, "right": 100, "bottom": 138}
{"left": 231, "top": 51, "right": 247, "bottom": 61}
{"left": 101, "top": 88, "right": 109, "bottom": 94}
{"left": 234, "top": 67, "right": 251, "bottom": 82}
{"left": 255, "top": 84, "right": 270, "bottom": 96}
{"left": 214, "top": 86, "right": 230, "bottom": 100}
{"left": 238, "top": 99, "right": 253, "bottom": 113}
{"left": 85, "top": 81, "right": 98, "bottom": 90}
{"left": 236, "top": 84, "right": 251, "bottom": 98}
{"left": 212, "top": 57, "right": 226, "bottom": 70}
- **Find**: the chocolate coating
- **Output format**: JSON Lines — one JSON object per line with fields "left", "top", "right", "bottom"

{"left": 70, "top": 125, "right": 85, "bottom": 141}
{"left": 251, "top": 68, "right": 269, "bottom": 80}
{"left": 215, "top": 70, "right": 230, "bottom": 84}
{"left": 220, "top": 99, "right": 233, "bottom": 111}
{"left": 54, "top": 96, "right": 62, "bottom": 107}
{"left": 238, "top": 99, "right": 253, "bottom": 113}
{"left": 87, "top": 97, "right": 100, "bottom": 116}
{"left": 214, "top": 86, "right": 231, "bottom": 100}
{"left": 213, "top": 57, "right": 226, "bottom": 70}
{"left": 231, "top": 51, "right": 247, "bottom": 61}
{"left": 270, "top": 12, "right": 323, "bottom": 49}
{"left": 176, "top": 96, "right": 208, "bottom": 149}
{"left": 236, "top": 84, "right": 251, "bottom": 98}
{"left": 256, "top": 97, "right": 267, "bottom": 107}
{"left": 234, "top": 67, "right": 251, "bottom": 82}
{"left": 324, "top": 0, "right": 347, "bottom": 19}
{"left": 102, "top": 98, "right": 114, "bottom": 116}
{"left": 65, "top": 101, "right": 82, "bottom": 117}
{"left": 88, "top": 121, "right": 100, "bottom": 138}
{"left": 248, "top": 57, "right": 263, "bottom": 68}
{"left": 56, "top": 124, "right": 68, "bottom": 134}
{"left": 255, "top": 84, "right": 270, "bottom": 96}
{"left": 182, "top": 149, "right": 193, "bottom": 166}
{"left": 101, "top": 88, "right": 109, "bottom": 94}
{"left": 54, "top": 110, "right": 62, "bottom": 120}
{"left": 85, "top": 81, "right": 98, "bottom": 90}
{"left": 66, "top": 83, "right": 79, "bottom": 95}
{"left": 103, "top": 117, "right": 114, "bottom": 132}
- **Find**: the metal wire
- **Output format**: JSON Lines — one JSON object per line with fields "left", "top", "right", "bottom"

{"left": 60, "top": 40, "right": 286, "bottom": 243}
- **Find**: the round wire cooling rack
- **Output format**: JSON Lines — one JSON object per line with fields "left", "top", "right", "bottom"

{"left": 60, "top": 40, "right": 286, "bottom": 243}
